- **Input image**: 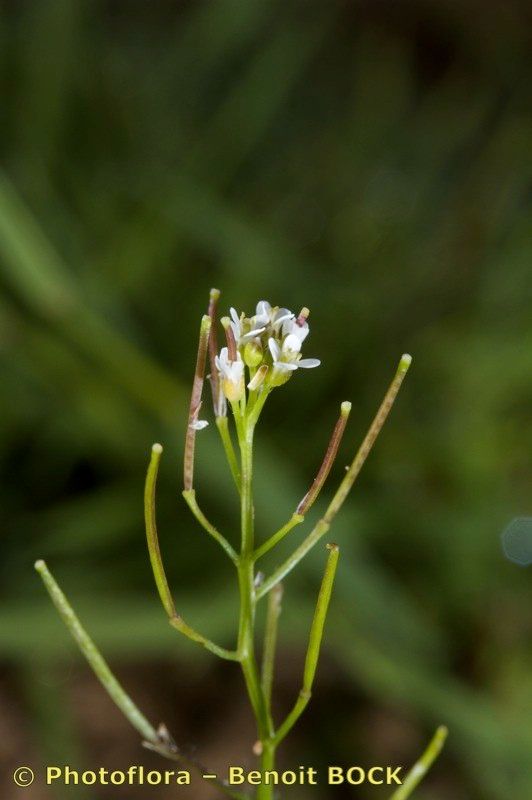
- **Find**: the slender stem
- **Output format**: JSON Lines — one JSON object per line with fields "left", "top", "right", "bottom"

{"left": 254, "top": 514, "right": 304, "bottom": 561}
{"left": 246, "top": 387, "right": 271, "bottom": 428}
{"left": 257, "top": 521, "right": 329, "bottom": 600}
{"left": 322, "top": 354, "right": 411, "bottom": 525}
{"left": 274, "top": 545, "right": 339, "bottom": 745}
{"left": 233, "top": 406, "right": 274, "bottom": 791}
{"left": 144, "top": 443, "right": 176, "bottom": 618}
{"left": 184, "top": 314, "right": 211, "bottom": 491}
{"left": 389, "top": 726, "right": 448, "bottom": 800}
{"left": 34, "top": 560, "right": 158, "bottom": 744}
{"left": 169, "top": 615, "right": 239, "bottom": 661}
{"left": 257, "top": 354, "right": 411, "bottom": 599}
{"left": 258, "top": 742, "right": 275, "bottom": 800}
{"left": 216, "top": 415, "right": 241, "bottom": 491}
{"left": 296, "top": 400, "right": 351, "bottom": 515}
{"left": 254, "top": 399, "right": 351, "bottom": 563}
{"left": 239, "top": 420, "right": 254, "bottom": 558}
{"left": 145, "top": 448, "right": 238, "bottom": 657}
{"left": 261, "top": 584, "right": 283, "bottom": 712}
{"left": 34, "top": 566, "right": 245, "bottom": 800}
{"left": 182, "top": 488, "right": 238, "bottom": 564}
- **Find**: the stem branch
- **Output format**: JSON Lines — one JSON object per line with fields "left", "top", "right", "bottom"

{"left": 258, "top": 354, "right": 411, "bottom": 599}
{"left": 390, "top": 726, "right": 448, "bottom": 800}
{"left": 274, "top": 544, "right": 339, "bottom": 745}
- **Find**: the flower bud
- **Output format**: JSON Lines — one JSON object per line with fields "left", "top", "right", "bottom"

{"left": 244, "top": 340, "right": 263, "bottom": 368}
{"left": 247, "top": 364, "right": 268, "bottom": 391}
{"left": 215, "top": 347, "right": 245, "bottom": 402}
{"left": 222, "top": 375, "right": 244, "bottom": 402}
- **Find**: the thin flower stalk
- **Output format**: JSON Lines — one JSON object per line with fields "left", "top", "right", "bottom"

{"left": 169, "top": 616, "right": 239, "bottom": 662}
{"left": 255, "top": 400, "right": 351, "bottom": 561}
{"left": 216, "top": 416, "right": 241, "bottom": 491}
{"left": 273, "top": 544, "right": 340, "bottom": 746}
{"left": 256, "top": 354, "right": 412, "bottom": 600}
{"left": 390, "top": 726, "right": 448, "bottom": 800}
{"left": 254, "top": 514, "right": 304, "bottom": 561}
{"left": 145, "top": 444, "right": 237, "bottom": 658}
{"left": 261, "top": 583, "right": 283, "bottom": 712}
{"left": 182, "top": 488, "right": 238, "bottom": 563}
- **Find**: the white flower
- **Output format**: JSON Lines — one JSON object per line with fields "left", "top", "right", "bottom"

{"left": 215, "top": 347, "right": 245, "bottom": 401}
{"left": 282, "top": 315, "right": 309, "bottom": 344}
{"left": 254, "top": 300, "right": 293, "bottom": 333}
{"left": 229, "top": 307, "right": 265, "bottom": 345}
{"left": 268, "top": 336, "right": 320, "bottom": 382}
{"left": 253, "top": 300, "right": 272, "bottom": 327}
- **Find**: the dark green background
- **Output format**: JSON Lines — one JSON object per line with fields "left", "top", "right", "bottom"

{"left": 1, "top": 1, "right": 531, "bottom": 798}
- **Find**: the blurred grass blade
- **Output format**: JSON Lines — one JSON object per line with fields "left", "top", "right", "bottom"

{"left": 0, "top": 172, "right": 182, "bottom": 413}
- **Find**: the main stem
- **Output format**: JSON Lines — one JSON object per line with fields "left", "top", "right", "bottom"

{"left": 237, "top": 414, "right": 276, "bottom": 800}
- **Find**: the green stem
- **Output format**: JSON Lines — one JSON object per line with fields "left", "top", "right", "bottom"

{"left": 258, "top": 741, "right": 275, "bottom": 799}
{"left": 254, "top": 514, "right": 304, "bottom": 561}
{"left": 34, "top": 560, "right": 158, "bottom": 744}
{"left": 256, "top": 520, "right": 330, "bottom": 600}
{"left": 261, "top": 584, "right": 283, "bottom": 712}
{"left": 274, "top": 545, "right": 339, "bottom": 745}
{"left": 169, "top": 615, "right": 239, "bottom": 662}
{"left": 35, "top": 567, "right": 243, "bottom": 800}
{"left": 182, "top": 488, "right": 238, "bottom": 564}
{"left": 389, "top": 726, "right": 448, "bottom": 800}
{"left": 216, "top": 415, "right": 241, "bottom": 491}
{"left": 235, "top": 407, "right": 275, "bottom": 800}
{"left": 257, "top": 354, "right": 411, "bottom": 599}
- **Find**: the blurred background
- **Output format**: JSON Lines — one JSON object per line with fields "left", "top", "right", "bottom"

{"left": 1, "top": 0, "right": 532, "bottom": 798}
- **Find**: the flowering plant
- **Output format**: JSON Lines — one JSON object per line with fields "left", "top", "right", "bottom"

{"left": 35, "top": 289, "right": 446, "bottom": 799}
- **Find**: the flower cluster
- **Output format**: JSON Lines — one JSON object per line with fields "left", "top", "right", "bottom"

{"left": 215, "top": 301, "right": 320, "bottom": 406}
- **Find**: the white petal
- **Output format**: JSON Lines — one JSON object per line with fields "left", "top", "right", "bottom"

{"left": 273, "top": 308, "right": 293, "bottom": 327}
{"left": 274, "top": 361, "right": 298, "bottom": 373}
{"left": 282, "top": 333, "right": 302, "bottom": 356}
{"left": 230, "top": 307, "right": 241, "bottom": 326}
{"left": 190, "top": 419, "right": 209, "bottom": 430}
{"left": 268, "top": 337, "right": 280, "bottom": 361}
{"left": 256, "top": 300, "right": 271, "bottom": 317}
{"left": 292, "top": 322, "right": 309, "bottom": 342}
{"left": 241, "top": 326, "right": 266, "bottom": 343}
{"left": 297, "top": 358, "right": 320, "bottom": 368}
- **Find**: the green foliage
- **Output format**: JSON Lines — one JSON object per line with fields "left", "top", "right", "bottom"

{"left": 1, "top": 1, "right": 532, "bottom": 798}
